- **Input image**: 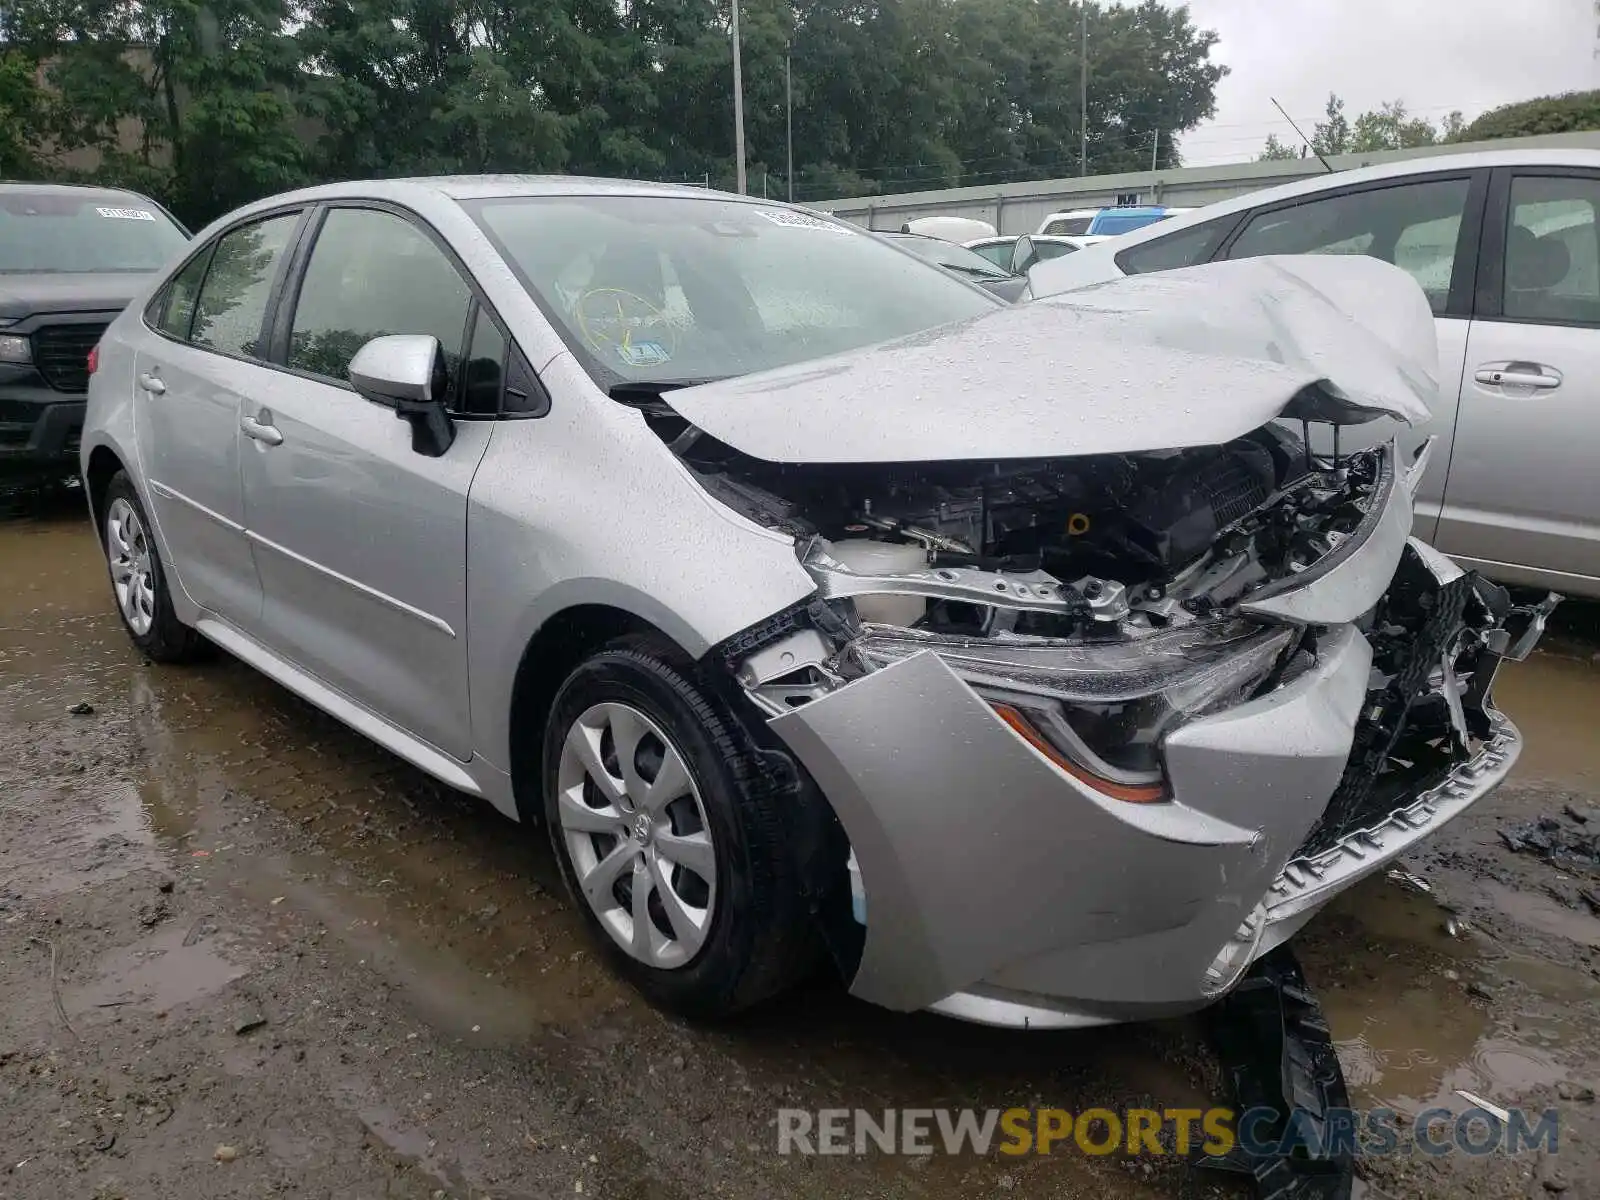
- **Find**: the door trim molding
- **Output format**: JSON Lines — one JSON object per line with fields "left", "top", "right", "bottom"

{"left": 244, "top": 528, "right": 458, "bottom": 638}
{"left": 148, "top": 478, "right": 245, "bottom": 533}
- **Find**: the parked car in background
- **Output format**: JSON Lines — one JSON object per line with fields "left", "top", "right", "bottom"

{"left": 0, "top": 183, "right": 188, "bottom": 484}
{"left": 1029, "top": 148, "right": 1600, "bottom": 601}
{"left": 898, "top": 215, "right": 997, "bottom": 242}
{"left": 82, "top": 176, "right": 1546, "bottom": 1031}
{"left": 1085, "top": 205, "right": 1188, "bottom": 237}
{"left": 1035, "top": 209, "right": 1102, "bottom": 236}
{"left": 885, "top": 232, "right": 1027, "bottom": 300}
{"left": 965, "top": 233, "right": 1086, "bottom": 272}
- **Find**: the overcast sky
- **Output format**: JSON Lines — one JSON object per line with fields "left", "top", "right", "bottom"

{"left": 1176, "top": 0, "right": 1600, "bottom": 166}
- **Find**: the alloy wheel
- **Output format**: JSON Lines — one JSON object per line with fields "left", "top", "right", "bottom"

{"left": 105, "top": 497, "right": 156, "bottom": 636}
{"left": 555, "top": 701, "right": 717, "bottom": 969}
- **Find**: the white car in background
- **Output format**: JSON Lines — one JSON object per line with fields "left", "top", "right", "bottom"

{"left": 964, "top": 234, "right": 1090, "bottom": 274}
{"left": 1036, "top": 209, "right": 1102, "bottom": 236}
{"left": 1028, "top": 148, "right": 1600, "bottom": 601}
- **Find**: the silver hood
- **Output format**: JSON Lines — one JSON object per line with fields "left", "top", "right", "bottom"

{"left": 667, "top": 255, "right": 1439, "bottom": 465}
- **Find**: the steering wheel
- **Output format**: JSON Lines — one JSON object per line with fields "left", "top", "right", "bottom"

{"left": 574, "top": 288, "right": 677, "bottom": 367}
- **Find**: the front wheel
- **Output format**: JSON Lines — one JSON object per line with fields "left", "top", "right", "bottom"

{"left": 542, "top": 635, "right": 817, "bottom": 1018}
{"left": 101, "top": 471, "right": 206, "bottom": 663}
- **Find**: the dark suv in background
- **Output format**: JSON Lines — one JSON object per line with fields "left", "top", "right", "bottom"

{"left": 1, "top": 183, "right": 188, "bottom": 484}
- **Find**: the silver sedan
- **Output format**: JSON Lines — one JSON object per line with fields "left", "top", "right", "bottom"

{"left": 81, "top": 178, "right": 1550, "bottom": 1026}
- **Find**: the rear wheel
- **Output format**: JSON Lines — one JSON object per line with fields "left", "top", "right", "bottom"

{"left": 101, "top": 471, "right": 206, "bottom": 663}
{"left": 542, "top": 635, "right": 817, "bottom": 1018}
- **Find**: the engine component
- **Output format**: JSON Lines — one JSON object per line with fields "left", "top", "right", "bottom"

{"left": 820, "top": 539, "right": 927, "bottom": 626}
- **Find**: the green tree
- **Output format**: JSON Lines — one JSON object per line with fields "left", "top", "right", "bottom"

{"left": 1257, "top": 131, "right": 1300, "bottom": 161}
{"left": 1264, "top": 93, "right": 1465, "bottom": 161}
{"left": 0, "top": 48, "right": 46, "bottom": 177}
{"left": 1452, "top": 90, "right": 1600, "bottom": 142}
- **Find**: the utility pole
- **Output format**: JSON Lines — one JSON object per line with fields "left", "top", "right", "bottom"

{"left": 732, "top": 0, "right": 747, "bottom": 194}
{"left": 1151, "top": 128, "right": 1159, "bottom": 173}
{"left": 786, "top": 51, "right": 795, "bottom": 203}
{"left": 1078, "top": 2, "right": 1088, "bottom": 177}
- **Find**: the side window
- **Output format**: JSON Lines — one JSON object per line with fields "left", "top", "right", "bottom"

{"left": 190, "top": 212, "right": 300, "bottom": 358}
{"left": 287, "top": 207, "right": 472, "bottom": 388}
{"left": 1502, "top": 175, "right": 1600, "bottom": 325}
{"left": 1226, "top": 179, "right": 1471, "bottom": 313}
{"left": 461, "top": 309, "right": 507, "bottom": 416}
{"left": 969, "top": 242, "right": 1012, "bottom": 269}
{"left": 1116, "top": 214, "right": 1238, "bottom": 276}
{"left": 1032, "top": 240, "right": 1078, "bottom": 262}
{"left": 154, "top": 250, "right": 211, "bottom": 340}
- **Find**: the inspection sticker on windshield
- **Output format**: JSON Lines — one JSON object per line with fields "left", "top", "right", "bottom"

{"left": 95, "top": 206, "right": 156, "bottom": 221}
{"left": 618, "top": 340, "right": 671, "bottom": 367}
{"left": 756, "top": 209, "right": 855, "bottom": 234}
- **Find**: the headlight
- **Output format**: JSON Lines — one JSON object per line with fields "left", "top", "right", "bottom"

{"left": 0, "top": 333, "right": 31, "bottom": 364}
{"left": 847, "top": 621, "right": 1296, "bottom": 802}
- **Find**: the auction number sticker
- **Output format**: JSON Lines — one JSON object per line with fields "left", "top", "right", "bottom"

{"left": 756, "top": 209, "right": 855, "bottom": 234}
{"left": 96, "top": 207, "right": 157, "bottom": 221}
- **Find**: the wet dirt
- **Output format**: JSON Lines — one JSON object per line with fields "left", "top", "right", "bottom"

{"left": 4, "top": 491, "right": 1600, "bottom": 1199}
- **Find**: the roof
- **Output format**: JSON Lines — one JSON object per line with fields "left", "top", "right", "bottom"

{"left": 252, "top": 174, "right": 760, "bottom": 208}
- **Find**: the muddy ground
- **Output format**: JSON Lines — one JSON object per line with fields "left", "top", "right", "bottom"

{"left": 4, "top": 488, "right": 1600, "bottom": 1200}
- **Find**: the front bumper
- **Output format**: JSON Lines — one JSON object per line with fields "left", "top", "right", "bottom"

{"left": 0, "top": 385, "right": 86, "bottom": 477}
{"left": 770, "top": 623, "right": 1524, "bottom": 1028}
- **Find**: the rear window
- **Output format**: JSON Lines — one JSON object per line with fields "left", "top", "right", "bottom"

{"left": 1043, "top": 217, "right": 1093, "bottom": 236}
{"left": 0, "top": 191, "right": 188, "bottom": 273}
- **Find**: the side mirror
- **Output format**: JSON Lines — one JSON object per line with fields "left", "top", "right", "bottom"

{"left": 348, "top": 334, "right": 456, "bottom": 458}
{"left": 1009, "top": 235, "right": 1037, "bottom": 276}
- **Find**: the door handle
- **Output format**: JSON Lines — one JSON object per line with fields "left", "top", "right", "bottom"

{"left": 241, "top": 414, "right": 283, "bottom": 446}
{"left": 136, "top": 371, "right": 166, "bottom": 395}
{"left": 1473, "top": 362, "right": 1562, "bottom": 392}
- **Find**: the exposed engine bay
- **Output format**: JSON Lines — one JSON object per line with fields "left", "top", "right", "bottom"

{"left": 663, "top": 408, "right": 1386, "bottom": 640}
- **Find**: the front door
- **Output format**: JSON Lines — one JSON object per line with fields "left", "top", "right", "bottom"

{"left": 238, "top": 205, "right": 488, "bottom": 760}
{"left": 131, "top": 210, "right": 303, "bottom": 627}
{"left": 1436, "top": 168, "right": 1600, "bottom": 591}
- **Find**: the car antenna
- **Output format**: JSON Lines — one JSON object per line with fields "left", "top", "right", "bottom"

{"left": 1271, "top": 97, "right": 1334, "bottom": 174}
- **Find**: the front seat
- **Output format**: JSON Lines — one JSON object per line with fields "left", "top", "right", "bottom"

{"left": 1505, "top": 224, "right": 1572, "bottom": 320}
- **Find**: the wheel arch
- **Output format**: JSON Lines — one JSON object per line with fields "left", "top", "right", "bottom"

{"left": 507, "top": 603, "right": 679, "bottom": 823}
{"left": 83, "top": 443, "right": 126, "bottom": 528}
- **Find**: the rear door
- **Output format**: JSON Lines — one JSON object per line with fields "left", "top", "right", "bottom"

{"left": 1434, "top": 167, "right": 1600, "bottom": 592}
{"left": 131, "top": 209, "right": 305, "bottom": 627}
{"left": 237, "top": 204, "right": 490, "bottom": 760}
{"left": 1216, "top": 171, "right": 1489, "bottom": 539}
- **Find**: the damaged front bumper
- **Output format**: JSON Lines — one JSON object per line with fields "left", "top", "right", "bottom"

{"left": 739, "top": 440, "right": 1552, "bottom": 1028}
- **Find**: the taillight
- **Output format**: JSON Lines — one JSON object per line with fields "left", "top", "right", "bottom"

{"left": 87, "top": 344, "right": 99, "bottom": 376}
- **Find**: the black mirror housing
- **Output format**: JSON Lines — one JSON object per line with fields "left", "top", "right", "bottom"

{"left": 348, "top": 334, "right": 456, "bottom": 457}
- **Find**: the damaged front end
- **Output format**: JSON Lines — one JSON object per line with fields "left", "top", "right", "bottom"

{"left": 647, "top": 258, "right": 1557, "bottom": 1025}
{"left": 686, "top": 422, "right": 1555, "bottom": 1025}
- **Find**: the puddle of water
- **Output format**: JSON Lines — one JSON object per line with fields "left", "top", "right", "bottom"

{"left": 1475, "top": 879, "right": 1600, "bottom": 947}
{"left": 1307, "top": 874, "right": 1597, "bottom": 1119}
{"left": 1496, "top": 639, "right": 1600, "bottom": 788}
{"left": 71, "top": 921, "right": 247, "bottom": 1013}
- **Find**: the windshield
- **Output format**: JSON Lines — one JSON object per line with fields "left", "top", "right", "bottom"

{"left": 0, "top": 191, "right": 188, "bottom": 273}
{"left": 1043, "top": 216, "right": 1093, "bottom": 236}
{"left": 468, "top": 195, "right": 998, "bottom": 388}
{"left": 888, "top": 235, "right": 1012, "bottom": 279}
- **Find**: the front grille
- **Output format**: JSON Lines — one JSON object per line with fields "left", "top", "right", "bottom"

{"left": 32, "top": 324, "right": 106, "bottom": 393}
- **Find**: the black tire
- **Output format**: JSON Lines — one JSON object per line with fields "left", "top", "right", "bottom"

{"left": 542, "top": 634, "right": 818, "bottom": 1018}
{"left": 101, "top": 470, "right": 207, "bottom": 663}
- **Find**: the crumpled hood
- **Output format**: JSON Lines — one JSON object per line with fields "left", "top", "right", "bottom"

{"left": 666, "top": 255, "right": 1439, "bottom": 465}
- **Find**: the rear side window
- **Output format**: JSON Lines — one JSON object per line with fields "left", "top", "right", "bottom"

{"left": 155, "top": 251, "right": 211, "bottom": 340}
{"left": 1226, "top": 179, "right": 1472, "bottom": 313}
{"left": 287, "top": 207, "right": 472, "bottom": 387}
{"left": 1116, "top": 215, "right": 1238, "bottom": 276}
{"left": 190, "top": 213, "right": 300, "bottom": 358}
{"left": 1032, "top": 240, "right": 1078, "bottom": 262}
{"left": 1502, "top": 175, "right": 1600, "bottom": 325}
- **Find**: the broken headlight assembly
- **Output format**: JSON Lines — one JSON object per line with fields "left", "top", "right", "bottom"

{"left": 844, "top": 621, "right": 1297, "bottom": 802}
